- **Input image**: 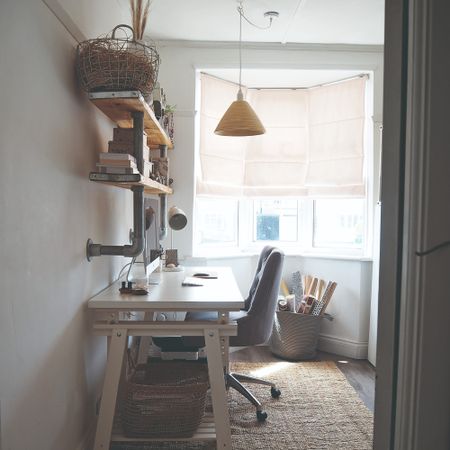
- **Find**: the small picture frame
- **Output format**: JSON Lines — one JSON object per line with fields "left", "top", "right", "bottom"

{"left": 165, "top": 249, "right": 178, "bottom": 267}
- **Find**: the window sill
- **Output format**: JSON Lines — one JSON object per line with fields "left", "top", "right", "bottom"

{"left": 285, "top": 252, "right": 373, "bottom": 262}
{"left": 194, "top": 248, "right": 373, "bottom": 262}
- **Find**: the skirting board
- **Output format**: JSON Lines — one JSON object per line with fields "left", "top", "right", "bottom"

{"left": 318, "top": 334, "right": 368, "bottom": 359}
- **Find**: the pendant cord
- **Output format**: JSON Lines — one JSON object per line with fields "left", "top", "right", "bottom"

{"left": 237, "top": 3, "right": 276, "bottom": 95}
{"left": 238, "top": 5, "right": 243, "bottom": 90}
{"left": 238, "top": 4, "right": 274, "bottom": 30}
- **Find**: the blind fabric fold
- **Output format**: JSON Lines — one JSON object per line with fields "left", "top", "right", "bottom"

{"left": 198, "top": 73, "right": 367, "bottom": 198}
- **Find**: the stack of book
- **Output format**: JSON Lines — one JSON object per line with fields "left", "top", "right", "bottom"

{"left": 96, "top": 153, "right": 152, "bottom": 177}
{"left": 91, "top": 128, "right": 153, "bottom": 179}
{"left": 110, "top": 127, "right": 150, "bottom": 162}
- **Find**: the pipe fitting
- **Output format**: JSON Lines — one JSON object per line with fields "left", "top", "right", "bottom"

{"left": 86, "top": 186, "right": 145, "bottom": 260}
{"left": 159, "top": 193, "right": 168, "bottom": 241}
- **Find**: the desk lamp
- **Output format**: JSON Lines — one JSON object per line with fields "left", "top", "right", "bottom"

{"left": 164, "top": 206, "right": 187, "bottom": 271}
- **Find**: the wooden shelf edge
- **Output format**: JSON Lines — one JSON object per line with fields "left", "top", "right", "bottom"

{"left": 89, "top": 173, "right": 173, "bottom": 195}
{"left": 88, "top": 91, "right": 174, "bottom": 150}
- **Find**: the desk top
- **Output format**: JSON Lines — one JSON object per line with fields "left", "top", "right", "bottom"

{"left": 88, "top": 267, "right": 245, "bottom": 311}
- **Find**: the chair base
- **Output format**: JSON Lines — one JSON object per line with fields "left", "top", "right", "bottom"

{"left": 226, "top": 372, "right": 281, "bottom": 421}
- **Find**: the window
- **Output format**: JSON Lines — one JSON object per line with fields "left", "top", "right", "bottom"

{"left": 254, "top": 199, "right": 298, "bottom": 242}
{"left": 313, "top": 199, "right": 364, "bottom": 249}
{"left": 195, "top": 198, "right": 238, "bottom": 247}
{"left": 195, "top": 72, "right": 371, "bottom": 257}
{"left": 195, "top": 197, "right": 366, "bottom": 256}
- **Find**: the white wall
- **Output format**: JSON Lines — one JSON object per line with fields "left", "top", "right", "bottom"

{"left": 0, "top": 1, "right": 130, "bottom": 449}
{"left": 157, "top": 41, "right": 383, "bottom": 359}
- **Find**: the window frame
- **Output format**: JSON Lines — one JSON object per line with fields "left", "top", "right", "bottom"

{"left": 193, "top": 197, "right": 240, "bottom": 252}
{"left": 194, "top": 196, "right": 370, "bottom": 258}
{"left": 193, "top": 70, "right": 375, "bottom": 259}
{"left": 311, "top": 198, "right": 367, "bottom": 252}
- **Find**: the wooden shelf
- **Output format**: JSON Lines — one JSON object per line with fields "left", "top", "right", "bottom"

{"left": 111, "top": 414, "right": 216, "bottom": 443}
{"left": 89, "top": 172, "right": 173, "bottom": 195}
{"left": 89, "top": 91, "right": 173, "bottom": 149}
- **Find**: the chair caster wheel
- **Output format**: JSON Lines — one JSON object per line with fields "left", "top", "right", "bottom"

{"left": 257, "top": 410, "right": 268, "bottom": 422}
{"left": 271, "top": 387, "right": 281, "bottom": 398}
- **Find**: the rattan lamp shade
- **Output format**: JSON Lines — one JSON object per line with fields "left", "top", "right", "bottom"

{"left": 214, "top": 5, "right": 266, "bottom": 137}
{"left": 214, "top": 93, "right": 266, "bottom": 137}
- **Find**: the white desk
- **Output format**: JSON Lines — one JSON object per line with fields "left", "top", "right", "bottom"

{"left": 89, "top": 267, "right": 244, "bottom": 450}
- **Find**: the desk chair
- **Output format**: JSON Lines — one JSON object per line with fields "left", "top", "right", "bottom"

{"left": 153, "top": 246, "right": 285, "bottom": 421}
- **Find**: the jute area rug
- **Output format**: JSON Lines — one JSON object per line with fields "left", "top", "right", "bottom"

{"left": 113, "top": 360, "right": 373, "bottom": 450}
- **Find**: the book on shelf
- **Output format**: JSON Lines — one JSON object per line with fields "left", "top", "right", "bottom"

{"left": 90, "top": 172, "right": 142, "bottom": 182}
{"left": 97, "top": 166, "right": 139, "bottom": 175}
{"left": 99, "top": 153, "right": 136, "bottom": 162}
{"left": 113, "top": 127, "right": 147, "bottom": 145}
{"left": 96, "top": 160, "right": 152, "bottom": 177}
{"left": 108, "top": 141, "right": 150, "bottom": 161}
{"left": 96, "top": 160, "right": 137, "bottom": 168}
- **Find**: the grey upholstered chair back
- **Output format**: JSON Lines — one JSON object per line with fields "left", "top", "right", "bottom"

{"left": 243, "top": 245, "right": 276, "bottom": 310}
{"left": 232, "top": 248, "right": 284, "bottom": 346}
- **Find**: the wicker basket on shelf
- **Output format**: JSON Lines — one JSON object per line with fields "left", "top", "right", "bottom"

{"left": 122, "top": 360, "right": 209, "bottom": 438}
{"left": 76, "top": 24, "right": 160, "bottom": 97}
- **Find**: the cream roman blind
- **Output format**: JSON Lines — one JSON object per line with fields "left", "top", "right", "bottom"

{"left": 197, "top": 73, "right": 367, "bottom": 197}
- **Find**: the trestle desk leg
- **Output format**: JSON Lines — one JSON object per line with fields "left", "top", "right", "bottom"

{"left": 204, "top": 329, "right": 232, "bottom": 450}
{"left": 94, "top": 329, "right": 128, "bottom": 450}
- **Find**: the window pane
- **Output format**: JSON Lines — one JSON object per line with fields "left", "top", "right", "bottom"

{"left": 254, "top": 199, "right": 298, "bottom": 242}
{"left": 313, "top": 199, "right": 364, "bottom": 248}
{"left": 196, "top": 198, "right": 238, "bottom": 246}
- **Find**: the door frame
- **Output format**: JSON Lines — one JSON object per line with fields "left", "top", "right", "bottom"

{"left": 375, "top": 1, "right": 450, "bottom": 449}
{"left": 374, "top": 0, "right": 409, "bottom": 446}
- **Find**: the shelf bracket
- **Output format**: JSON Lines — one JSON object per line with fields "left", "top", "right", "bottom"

{"left": 86, "top": 185, "right": 145, "bottom": 261}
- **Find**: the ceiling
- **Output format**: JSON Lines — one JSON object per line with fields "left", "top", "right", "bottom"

{"left": 141, "top": 0, "right": 384, "bottom": 45}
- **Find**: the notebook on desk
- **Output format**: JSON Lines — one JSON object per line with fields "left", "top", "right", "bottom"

{"left": 182, "top": 277, "right": 204, "bottom": 286}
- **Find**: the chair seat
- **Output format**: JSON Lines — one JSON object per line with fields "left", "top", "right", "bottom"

{"left": 183, "top": 310, "right": 248, "bottom": 348}
{"left": 185, "top": 310, "right": 248, "bottom": 322}
{"left": 152, "top": 310, "right": 248, "bottom": 351}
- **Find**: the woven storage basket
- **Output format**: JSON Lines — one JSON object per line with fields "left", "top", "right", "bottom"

{"left": 76, "top": 24, "right": 160, "bottom": 97}
{"left": 122, "top": 360, "right": 209, "bottom": 438}
{"left": 270, "top": 311, "right": 323, "bottom": 360}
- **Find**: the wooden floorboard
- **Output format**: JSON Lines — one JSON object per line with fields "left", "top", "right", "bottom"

{"left": 230, "top": 346, "right": 375, "bottom": 412}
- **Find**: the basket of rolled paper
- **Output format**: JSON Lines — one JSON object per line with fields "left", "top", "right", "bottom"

{"left": 270, "top": 272, "right": 336, "bottom": 360}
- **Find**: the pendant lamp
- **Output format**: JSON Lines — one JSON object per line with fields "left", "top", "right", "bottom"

{"left": 214, "top": 5, "right": 266, "bottom": 136}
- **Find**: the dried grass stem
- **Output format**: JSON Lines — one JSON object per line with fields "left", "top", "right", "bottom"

{"left": 130, "top": 0, "right": 151, "bottom": 40}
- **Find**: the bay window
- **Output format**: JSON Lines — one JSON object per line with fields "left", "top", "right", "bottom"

{"left": 195, "top": 72, "right": 371, "bottom": 257}
{"left": 195, "top": 197, "right": 366, "bottom": 255}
